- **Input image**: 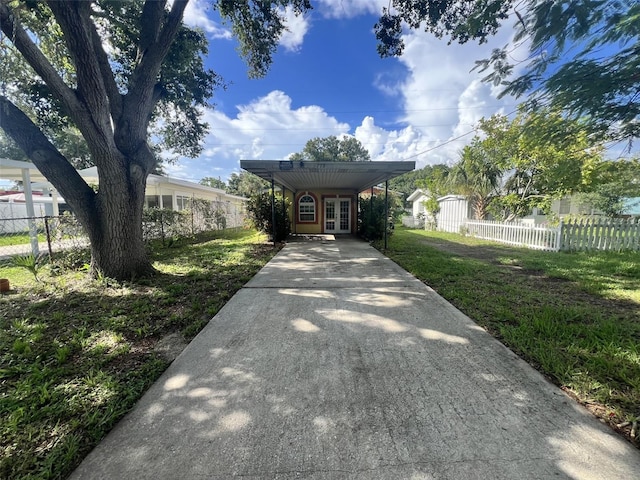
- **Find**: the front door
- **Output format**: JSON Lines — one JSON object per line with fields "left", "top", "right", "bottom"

{"left": 324, "top": 198, "right": 351, "bottom": 234}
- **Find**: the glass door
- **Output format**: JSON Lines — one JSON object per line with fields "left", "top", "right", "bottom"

{"left": 324, "top": 198, "right": 350, "bottom": 233}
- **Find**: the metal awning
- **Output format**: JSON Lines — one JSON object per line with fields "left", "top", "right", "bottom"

{"left": 240, "top": 160, "right": 415, "bottom": 192}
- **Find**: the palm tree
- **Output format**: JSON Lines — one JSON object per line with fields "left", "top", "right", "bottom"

{"left": 449, "top": 140, "right": 502, "bottom": 219}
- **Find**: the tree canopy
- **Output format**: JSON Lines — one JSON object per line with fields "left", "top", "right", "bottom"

{"left": 447, "top": 140, "right": 501, "bottom": 220}
{"left": 289, "top": 135, "right": 371, "bottom": 162}
{"left": 0, "top": 0, "right": 310, "bottom": 279}
{"left": 476, "top": 108, "right": 603, "bottom": 219}
{"left": 199, "top": 176, "right": 227, "bottom": 191}
{"left": 227, "top": 171, "right": 269, "bottom": 198}
{"left": 375, "top": 0, "right": 640, "bottom": 142}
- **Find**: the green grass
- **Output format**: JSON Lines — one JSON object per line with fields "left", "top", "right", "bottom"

{"left": 377, "top": 227, "right": 640, "bottom": 439}
{"left": 0, "top": 229, "right": 278, "bottom": 479}
{"left": 0, "top": 233, "right": 46, "bottom": 247}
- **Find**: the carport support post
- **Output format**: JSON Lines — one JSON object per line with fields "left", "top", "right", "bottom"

{"left": 384, "top": 180, "right": 389, "bottom": 250}
{"left": 21, "top": 168, "right": 39, "bottom": 257}
{"left": 271, "top": 178, "right": 276, "bottom": 246}
{"left": 281, "top": 186, "right": 286, "bottom": 227}
{"left": 369, "top": 187, "right": 374, "bottom": 235}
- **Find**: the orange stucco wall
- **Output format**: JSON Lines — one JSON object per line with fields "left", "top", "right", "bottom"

{"left": 289, "top": 189, "right": 357, "bottom": 234}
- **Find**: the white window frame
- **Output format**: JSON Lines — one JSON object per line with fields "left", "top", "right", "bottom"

{"left": 298, "top": 194, "right": 316, "bottom": 222}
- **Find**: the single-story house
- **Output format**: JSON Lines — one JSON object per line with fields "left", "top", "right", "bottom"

{"left": 0, "top": 192, "right": 72, "bottom": 218}
{"left": 407, "top": 189, "right": 429, "bottom": 218}
{"left": 0, "top": 159, "right": 247, "bottom": 228}
{"left": 551, "top": 195, "right": 640, "bottom": 218}
{"left": 240, "top": 160, "right": 415, "bottom": 237}
{"left": 402, "top": 188, "right": 431, "bottom": 228}
{"left": 76, "top": 167, "right": 246, "bottom": 224}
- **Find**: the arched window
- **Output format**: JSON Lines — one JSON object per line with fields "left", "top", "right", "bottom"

{"left": 298, "top": 194, "right": 316, "bottom": 222}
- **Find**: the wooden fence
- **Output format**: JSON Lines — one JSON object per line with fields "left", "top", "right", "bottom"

{"left": 463, "top": 218, "right": 640, "bottom": 252}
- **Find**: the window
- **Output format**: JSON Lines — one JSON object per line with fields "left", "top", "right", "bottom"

{"left": 299, "top": 194, "right": 316, "bottom": 222}
{"left": 145, "top": 195, "right": 159, "bottom": 208}
{"left": 161, "top": 195, "right": 173, "bottom": 210}
{"left": 176, "top": 195, "right": 190, "bottom": 211}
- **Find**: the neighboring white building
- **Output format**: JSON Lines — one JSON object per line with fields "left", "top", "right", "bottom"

{"left": 404, "top": 189, "right": 475, "bottom": 232}
{"left": 403, "top": 189, "right": 429, "bottom": 227}
{"left": 407, "top": 189, "right": 429, "bottom": 218}
{"left": 0, "top": 193, "right": 62, "bottom": 215}
{"left": 0, "top": 160, "right": 247, "bottom": 228}
{"left": 142, "top": 174, "right": 246, "bottom": 228}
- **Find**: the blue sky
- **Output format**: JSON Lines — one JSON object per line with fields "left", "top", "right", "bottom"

{"left": 165, "top": 0, "right": 523, "bottom": 183}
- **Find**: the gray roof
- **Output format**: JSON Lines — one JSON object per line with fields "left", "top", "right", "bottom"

{"left": 240, "top": 160, "right": 415, "bottom": 192}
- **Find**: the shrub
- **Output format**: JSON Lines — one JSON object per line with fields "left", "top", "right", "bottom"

{"left": 358, "top": 194, "right": 401, "bottom": 241}
{"left": 142, "top": 208, "right": 190, "bottom": 245}
{"left": 246, "top": 192, "right": 291, "bottom": 241}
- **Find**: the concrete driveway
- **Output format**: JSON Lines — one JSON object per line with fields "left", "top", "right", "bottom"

{"left": 71, "top": 236, "right": 640, "bottom": 479}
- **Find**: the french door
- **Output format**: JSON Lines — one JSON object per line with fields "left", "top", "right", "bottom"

{"left": 324, "top": 198, "right": 351, "bottom": 234}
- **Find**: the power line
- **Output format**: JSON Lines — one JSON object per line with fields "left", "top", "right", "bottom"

{"left": 225, "top": 104, "right": 519, "bottom": 116}
{"left": 389, "top": 108, "right": 520, "bottom": 161}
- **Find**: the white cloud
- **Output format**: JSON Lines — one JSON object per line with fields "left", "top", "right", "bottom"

{"left": 315, "top": 0, "right": 387, "bottom": 18}
{"left": 164, "top": 91, "right": 350, "bottom": 182}
{"left": 378, "top": 25, "right": 519, "bottom": 167}
{"left": 166, "top": 11, "right": 525, "bottom": 180}
{"left": 182, "top": 0, "right": 231, "bottom": 39}
{"left": 278, "top": 6, "right": 310, "bottom": 52}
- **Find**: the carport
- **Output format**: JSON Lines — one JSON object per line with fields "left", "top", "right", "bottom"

{"left": 240, "top": 160, "right": 415, "bottom": 247}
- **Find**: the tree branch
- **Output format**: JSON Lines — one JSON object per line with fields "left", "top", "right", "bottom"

{"left": 118, "top": 0, "right": 188, "bottom": 152}
{"left": 0, "top": 1, "right": 83, "bottom": 118}
{"left": 46, "top": 1, "right": 114, "bottom": 150}
{"left": 131, "top": 0, "right": 187, "bottom": 97}
{"left": 88, "top": 13, "right": 123, "bottom": 121}
{"left": 0, "top": 96, "right": 96, "bottom": 215}
{"left": 139, "top": 0, "right": 166, "bottom": 54}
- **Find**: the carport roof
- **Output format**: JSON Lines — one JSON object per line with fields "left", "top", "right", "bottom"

{"left": 240, "top": 160, "right": 415, "bottom": 192}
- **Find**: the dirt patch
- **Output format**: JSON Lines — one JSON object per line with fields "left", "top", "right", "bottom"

{"left": 154, "top": 332, "right": 188, "bottom": 362}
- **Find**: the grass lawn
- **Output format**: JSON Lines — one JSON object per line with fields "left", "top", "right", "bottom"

{"left": 377, "top": 227, "right": 640, "bottom": 445}
{"left": 0, "top": 229, "right": 279, "bottom": 479}
{"left": 0, "top": 233, "right": 47, "bottom": 247}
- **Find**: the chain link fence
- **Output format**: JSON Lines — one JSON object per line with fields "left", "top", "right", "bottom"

{"left": 0, "top": 205, "right": 246, "bottom": 262}
{"left": 0, "top": 214, "right": 87, "bottom": 261}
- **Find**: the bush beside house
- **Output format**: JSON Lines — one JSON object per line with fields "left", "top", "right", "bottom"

{"left": 246, "top": 192, "right": 291, "bottom": 241}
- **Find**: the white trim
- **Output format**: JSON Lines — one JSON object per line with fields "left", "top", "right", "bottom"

{"left": 324, "top": 197, "right": 351, "bottom": 234}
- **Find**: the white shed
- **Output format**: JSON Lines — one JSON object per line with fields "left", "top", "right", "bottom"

{"left": 436, "top": 195, "right": 471, "bottom": 233}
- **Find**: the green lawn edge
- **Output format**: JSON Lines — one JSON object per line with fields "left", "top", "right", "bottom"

{"left": 0, "top": 229, "right": 279, "bottom": 479}
{"left": 376, "top": 227, "right": 640, "bottom": 444}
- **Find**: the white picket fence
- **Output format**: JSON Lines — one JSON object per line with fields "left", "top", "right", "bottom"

{"left": 464, "top": 218, "right": 640, "bottom": 252}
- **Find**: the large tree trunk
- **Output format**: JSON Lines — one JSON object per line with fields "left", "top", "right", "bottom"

{"left": 0, "top": 96, "right": 155, "bottom": 280}
{"left": 0, "top": 1, "right": 190, "bottom": 281}
{"left": 89, "top": 159, "right": 154, "bottom": 279}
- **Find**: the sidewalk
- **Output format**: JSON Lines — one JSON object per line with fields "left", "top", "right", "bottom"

{"left": 71, "top": 236, "right": 640, "bottom": 479}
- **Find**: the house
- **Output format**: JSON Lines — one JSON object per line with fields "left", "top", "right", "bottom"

{"left": 240, "top": 160, "right": 415, "bottom": 236}
{"left": 0, "top": 192, "right": 71, "bottom": 219}
{"left": 550, "top": 196, "right": 600, "bottom": 217}
{"left": 74, "top": 167, "right": 246, "bottom": 225}
{"left": 546, "top": 195, "right": 640, "bottom": 220}
{"left": 0, "top": 159, "right": 247, "bottom": 228}
{"left": 141, "top": 174, "right": 247, "bottom": 227}
{"left": 403, "top": 189, "right": 429, "bottom": 227}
